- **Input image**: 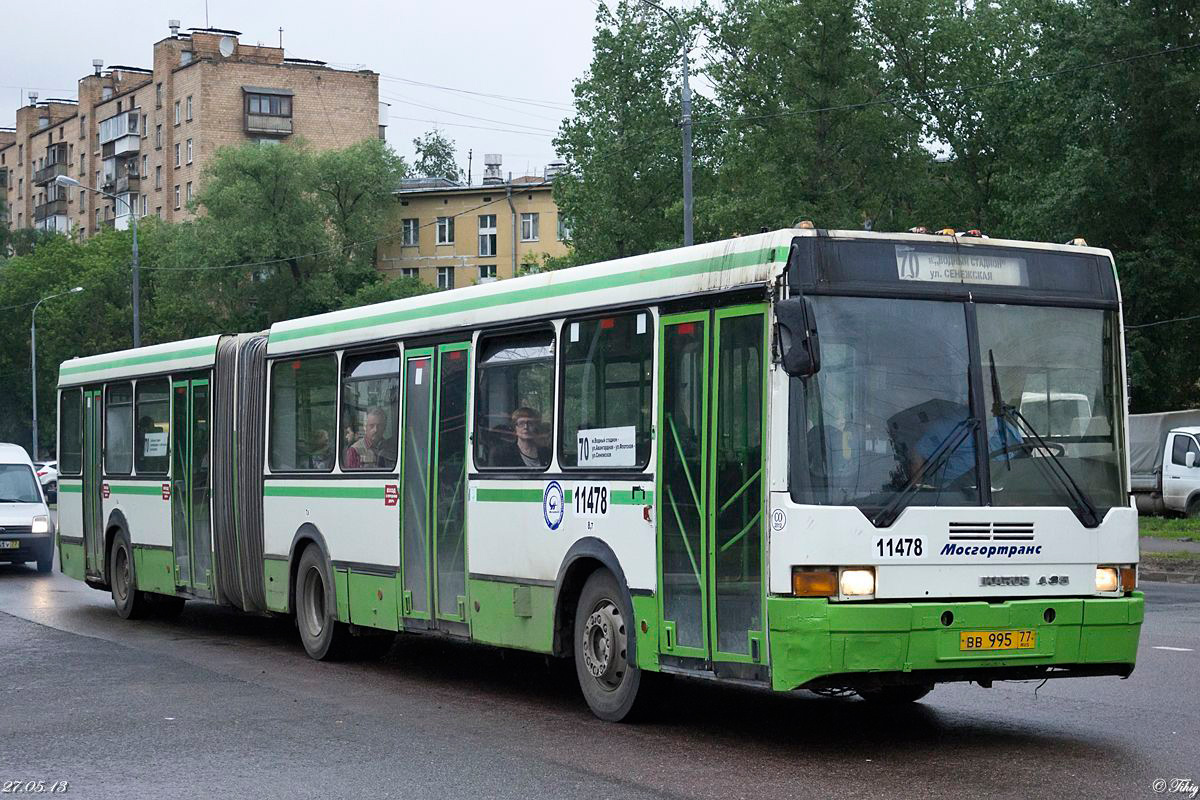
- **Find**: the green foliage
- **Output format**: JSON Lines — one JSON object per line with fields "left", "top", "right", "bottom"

{"left": 412, "top": 129, "right": 462, "bottom": 181}
{"left": 554, "top": 0, "right": 715, "bottom": 262}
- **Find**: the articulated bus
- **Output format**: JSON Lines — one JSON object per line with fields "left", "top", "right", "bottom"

{"left": 54, "top": 228, "right": 1143, "bottom": 720}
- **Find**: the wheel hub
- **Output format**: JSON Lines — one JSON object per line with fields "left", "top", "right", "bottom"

{"left": 581, "top": 600, "right": 627, "bottom": 689}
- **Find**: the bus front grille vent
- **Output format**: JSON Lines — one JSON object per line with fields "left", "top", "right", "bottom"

{"left": 947, "top": 521, "right": 1035, "bottom": 541}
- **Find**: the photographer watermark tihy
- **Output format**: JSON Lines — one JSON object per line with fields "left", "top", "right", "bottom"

{"left": 1152, "top": 779, "right": 1199, "bottom": 798}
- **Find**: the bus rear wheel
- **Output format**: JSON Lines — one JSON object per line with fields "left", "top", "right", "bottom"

{"left": 573, "top": 570, "right": 644, "bottom": 722}
{"left": 295, "top": 545, "right": 352, "bottom": 660}
{"left": 110, "top": 531, "right": 149, "bottom": 620}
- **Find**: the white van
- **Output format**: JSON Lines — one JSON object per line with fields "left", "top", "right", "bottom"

{"left": 0, "top": 443, "right": 54, "bottom": 572}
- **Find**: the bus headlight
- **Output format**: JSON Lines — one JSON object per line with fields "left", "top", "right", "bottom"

{"left": 1095, "top": 566, "right": 1119, "bottom": 593}
{"left": 31, "top": 515, "right": 50, "bottom": 534}
{"left": 840, "top": 568, "right": 876, "bottom": 597}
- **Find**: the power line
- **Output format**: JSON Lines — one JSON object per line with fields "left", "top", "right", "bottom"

{"left": 379, "top": 92, "right": 557, "bottom": 133}
{"left": 387, "top": 114, "right": 555, "bottom": 138}
{"left": 1125, "top": 314, "right": 1200, "bottom": 331}
{"left": 379, "top": 74, "right": 572, "bottom": 111}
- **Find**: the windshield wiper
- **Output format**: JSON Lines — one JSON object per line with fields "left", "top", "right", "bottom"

{"left": 987, "top": 350, "right": 1100, "bottom": 527}
{"left": 873, "top": 416, "right": 979, "bottom": 527}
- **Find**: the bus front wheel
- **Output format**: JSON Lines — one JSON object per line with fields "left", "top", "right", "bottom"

{"left": 573, "top": 570, "right": 645, "bottom": 722}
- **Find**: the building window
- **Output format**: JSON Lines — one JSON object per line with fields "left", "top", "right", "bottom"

{"left": 174, "top": 184, "right": 180, "bottom": 209}
{"left": 186, "top": 182, "right": 193, "bottom": 203}
{"left": 478, "top": 264, "right": 496, "bottom": 281}
{"left": 79, "top": 114, "right": 86, "bottom": 138}
{"left": 559, "top": 311, "right": 653, "bottom": 468}
{"left": 557, "top": 214, "right": 571, "bottom": 241}
{"left": 186, "top": 138, "right": 193, "bottom": 164}
{"left": 246, "top": 93, "right": 292, "bottom": 116}
{"left": 437, "top": 267, "right": 454, "bottom": 290}
{"left": 474, "top": 329, "right": 555, "bottom": 470}
{"left": 155, "top": 83, "right": 162, "bottom": 108}
{"left": 174, "top": 143, "right": 181, "bottom": 168}
{"left": 156, "top": 207, "right": 162, "bottom": 218}
{"left": 104, "top": 383, "right": 134, "bottom": 475}
{"left": 141, "top": 154, "right": 148, "bottom": 177}
{"left": 141, "top": 114, "right": 147, "bottom": 138}
{"left": 80, "top": 190, "right": 85, "bottom": 207}
{"left": 521, "top": 212, "right": 539, "bottom": 242}
{"left": 399, "top": 268, "right": 419, "bottom": 279}
{"left": 401, "top": 218, "right": 419, "bottom": 246}
{"left": 436, "top": 216, "right": 454, "bottom": 244}
{"left": 80, "top": 154, "right": 85, "bottom": 173}
{"left": 186, "top": 95, "right": 193, "bottom": 120}
{"left": 340, "top": 351, "right": 400, "bottom": 471}
{"left": 141, "top": 194, "right": 147, "bottom": 216}
{"left": 17, "top": 178, "right": 22, "bottom": 198}
{"left": 269, "top": 354, "right": 339, "bottom": 472}
{"left": 174, "top": 100, "right": 181, "bottom": 125}
{"left": 478, "top": 214, "right": 497, "bottom": 257}
{"left": 155, "top": 124, "right": 162, "bottom": 149}
{"left": 155, "top": 165, "right": 162, "bottom": 190}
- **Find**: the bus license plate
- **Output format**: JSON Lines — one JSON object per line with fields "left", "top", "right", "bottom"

{"left": 0, "top": 540, "right": 19, "bottom": 550}
{"left": 959, "top": 629, "right": 1036, "bottom": 651}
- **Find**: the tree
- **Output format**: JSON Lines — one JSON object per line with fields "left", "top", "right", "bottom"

{"left": 314, "top": 137, "right": 408, "bottom": 261}
{"left": 553, "top": 0, "right": 713, "bottom": 263}
{"left": 704, "top": 0, "right": 928, "bottom": 236}
{"left": 412, "top": 129, "right": 461, "bottom": 182}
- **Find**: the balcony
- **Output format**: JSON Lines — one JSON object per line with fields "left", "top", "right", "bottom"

{"left": 102, "top": 172, "right": 141, "bottom": 195}
{"left": 99, "top": 112, "right": 140, "bottom": 158}
{"left": 34, "top": 197, "right": 68, "bottom": 221}
{"left": 245, "top": 113, "right": 293, "bottom": 136}
{"left": 34, "top": 160, "right": 68, "bottom": 186}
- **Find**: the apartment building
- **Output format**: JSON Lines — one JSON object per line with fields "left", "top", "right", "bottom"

{"left": 1, "top": 21, "right": 381, "bottom": 238}
{"left": 378, "top": 155, "right": 571, "bottom": 289}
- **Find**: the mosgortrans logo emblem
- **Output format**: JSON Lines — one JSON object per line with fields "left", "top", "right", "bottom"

{"left": 543, "top": 481, "right": 564, "bottom": 530}
{"left": 941, "top": 543, "right": 1043, "bottom": 558}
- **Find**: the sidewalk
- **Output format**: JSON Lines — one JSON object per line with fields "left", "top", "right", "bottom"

{"left": 1140, "top": 536, "right": 1200, "bottom": 554}
{"left": 1140, "top": 536, "right": 1200, "bottom": 583}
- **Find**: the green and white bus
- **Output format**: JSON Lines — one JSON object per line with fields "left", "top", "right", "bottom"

{"left": 55, "top": 227, "right": 1143, "bottom": 720}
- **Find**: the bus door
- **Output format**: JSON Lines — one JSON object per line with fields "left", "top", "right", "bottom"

{"left": 399, "top": 342, "right": 471, "bottom": 630}
{"left": 82, "top": 387, "right": 104, "bottom": 578}
{"left": 171, "top": 376, "right": 212, "bottom": 595}
{"left": 657, "top": 305, "right": 768, "bottom": 669}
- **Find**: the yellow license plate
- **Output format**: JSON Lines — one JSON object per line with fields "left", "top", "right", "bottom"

{"left": 959, "top": 629, "right": 1037, "bottom": 651}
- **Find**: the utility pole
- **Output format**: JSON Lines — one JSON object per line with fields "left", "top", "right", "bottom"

{"left": 639, "top": 0, "right": 693, "bottom": 246}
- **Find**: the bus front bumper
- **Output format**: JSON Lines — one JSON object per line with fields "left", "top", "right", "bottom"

{"left": 767, "top": 593, "right": 1144, "bottom": 692}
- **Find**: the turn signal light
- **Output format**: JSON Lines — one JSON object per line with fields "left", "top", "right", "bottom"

{"left": 1120, "top": 566, "right": 1137, "bottom": 592}
{"left": 1095, "top": 566, "right": 1119, "bottom": 593}
{"left": 792, "top": 568, "right": 837, "bottom": 597}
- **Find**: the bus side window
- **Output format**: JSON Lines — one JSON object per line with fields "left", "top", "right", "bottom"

{"left": 59, "top": 388, "right": 84, "bottom": 475}
{"left": 134, "top": 378, "right": 171, "bottom": 475}
{"left": 269, "top": 354, "right": 338, "bottom": 472}
{"left": 475, "top": 329, "right": 555, "bottom": 470}
{"left": 340, "top": 350, "right": 400, "bottom": 472}
{"left": 105, "top": 382, "right": 134, "bottom": 475}
{"left": 559, "top": 311, "right": 653, "bottom": 469}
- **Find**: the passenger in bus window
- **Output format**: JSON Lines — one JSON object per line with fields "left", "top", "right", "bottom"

{"left": 344, "top": 407, "right": 396, "bottom": 470}
{"left": 309, "top": 429, "right": 334, "bottom": 470}
{"left": 492, "top": 407, "right": 550, "bottom": 468}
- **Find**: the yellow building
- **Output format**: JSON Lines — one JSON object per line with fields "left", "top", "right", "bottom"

{"left": 378, "top": 159, "right": 571, "bottom": 289}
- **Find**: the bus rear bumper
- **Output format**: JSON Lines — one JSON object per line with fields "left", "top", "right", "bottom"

{"left": 767, "top": 593, "right": 1144, "bottom": 693}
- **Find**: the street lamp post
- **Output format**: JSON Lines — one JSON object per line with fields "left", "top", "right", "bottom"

{"left": 639, "top": 0, "right": 693, "bottom": 247}
{"left": 31, "top": 287, "right": 84, "bottom": 459}
{"left": 55, "top": 174, "right": 140, "bottom": 348}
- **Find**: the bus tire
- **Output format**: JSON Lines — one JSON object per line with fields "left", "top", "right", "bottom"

{"left": 573, "top": 569, "right": 644, "bottom": 722}
{"left": 109, "top": 531, "right": 149, "bottom": 620}
{"left": 295, "top": 544, "right": 352, "bottom": 661}
{"left": 856, "top": 684, "right": 933, "bottom": 704}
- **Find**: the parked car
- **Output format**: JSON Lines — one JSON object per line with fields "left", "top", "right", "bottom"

{"left": 0, "top": 443, "right": 55, "bottom": 572}
{"left": 34, "top": 460, "right": 58, "bottom": 502}
{"left": 1130, "top": 410, "right": 1200, "bottom": 515}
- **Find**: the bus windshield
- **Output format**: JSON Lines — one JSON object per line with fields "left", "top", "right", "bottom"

{"left": 790, "top": 296, "right": 1123, "bottom": 519}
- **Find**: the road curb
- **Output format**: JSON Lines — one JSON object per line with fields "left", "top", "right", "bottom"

{"left": 1140, "top": 568, "right": 1200, "bottom": 584}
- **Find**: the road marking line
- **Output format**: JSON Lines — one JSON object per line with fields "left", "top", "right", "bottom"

{"left": 1151, "top": 646, "right": 1193, "bottom": 652}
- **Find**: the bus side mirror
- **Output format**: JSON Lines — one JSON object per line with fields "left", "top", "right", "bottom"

{"left": 776, "top": 296, "right": 821, "bottom": 377}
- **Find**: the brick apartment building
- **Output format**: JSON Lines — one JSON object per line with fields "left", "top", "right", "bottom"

{"left": 0, "top": 21, "right": 381, "bottom": 238}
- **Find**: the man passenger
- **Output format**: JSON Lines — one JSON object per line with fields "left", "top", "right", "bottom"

{"left": 345, "top": 407, "right": 396, "bottom": 470}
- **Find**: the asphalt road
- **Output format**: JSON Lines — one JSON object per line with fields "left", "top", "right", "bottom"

{"left": 0, "top": 558, "right": 1195, "bottom": 800}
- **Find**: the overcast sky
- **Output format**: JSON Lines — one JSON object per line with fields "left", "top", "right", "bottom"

{"left": 1, "top": 0, "right": 617, "bottom": 181}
